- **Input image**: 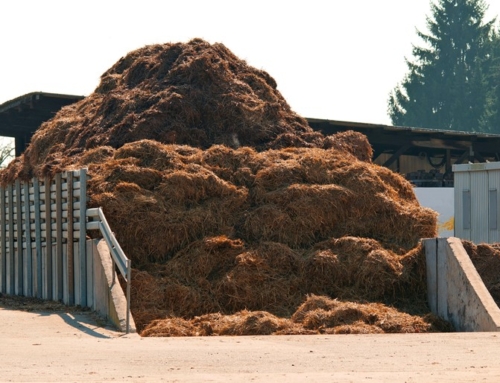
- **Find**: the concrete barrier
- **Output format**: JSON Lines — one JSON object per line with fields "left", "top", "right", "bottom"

{"left": 423, "top": 237, "right": 500, "bottom": 331}
{"left": 91, "top": 239, "right": 137, "bottom": 333}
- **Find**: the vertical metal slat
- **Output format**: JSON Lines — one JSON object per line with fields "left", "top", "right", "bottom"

{"left": 489, "top": 189, "right": 498, "bottom": 231}
{"left": 55, "top": 173, "right": 63, "bottom": 301}
{"left": 0, "top": 186, "right": 5, "bottom": 293}
{"left": 34, "top": 178, "right": 42, "bottom": 299}
{"left": 79, "top": 169, "right": 87, "bottom": 307}
{"left": 44, "top": 177, "right": 52, "bottom": 301}
{"left": 86, "top": 239, "right": 93, "bottom": 307}
{"left": 15, "top": 180, "right": 23, "bottom": 295}
{"left": 66, "top": 171, "right": 74, "bottom": 305}
{"left": 7, "top": 184, "right": 15, "bottom": 294}
{"left": 463, "top": 190, "right": 471, "bottom": 231}
{"left": 23, "top": 182, "right": 33, "bottom": 296}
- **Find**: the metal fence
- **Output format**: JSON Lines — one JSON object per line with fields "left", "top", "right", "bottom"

{"left": 0, "top": 169, "right": 131, "bottom": 332}
{"left": 0, "top": 169, "right": 88, "bottom": 304}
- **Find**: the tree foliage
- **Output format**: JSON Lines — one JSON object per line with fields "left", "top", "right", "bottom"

{"left": 388, "top": 0, "right": 498, "bottom": 132}
{"left": 0, "top": 140, "right": 14, "bottom": 169}
{"left": 481, "top": 30, "right": 500, "bottom": 131}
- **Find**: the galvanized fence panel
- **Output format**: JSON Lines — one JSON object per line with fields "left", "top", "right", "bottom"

{"left": 0, "top": 170, "right": 86, "bottom": 304}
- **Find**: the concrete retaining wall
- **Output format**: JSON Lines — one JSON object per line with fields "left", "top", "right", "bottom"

{"left": 91, "top": 239, "right": 136, "bottom": 333}
{"left": 424, "top": 237, "right": 500, "bottom": 331}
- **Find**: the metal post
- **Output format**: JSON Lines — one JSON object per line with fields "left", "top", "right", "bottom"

{"left": 126, "top": 260, "right": 132, "bottom": 334}
{"left": 15, "top": 180, "right": 23, "bottom": 295}
{"left": 44, "top": 177, "right": 52, "bottom": 300}
{"left": 7, "top": 184, "right": 15, "bottom": 294}
{"left": 34, "top": 178, "right": 42, "bottom": 299}
{"left": 23, "top": 182, "right": 33, "bottom": 297}
{"left": 55, "top": 173, "right": 63, "bottom": 301}
{"left": 67, "top": 171, "right": 74, "bottom": 305}
{"left": 0, "top": 186, "right": 6, "bottom": 293}
{"left": 79, "top": 169, "right": 87, "bottom": 306}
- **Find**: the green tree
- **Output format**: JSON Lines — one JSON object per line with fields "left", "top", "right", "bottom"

{"left": 388, "top": 0, "right": 496, "bottom": 132}
{"left": 481, "top": 29, "right": 500, "bottom": 131}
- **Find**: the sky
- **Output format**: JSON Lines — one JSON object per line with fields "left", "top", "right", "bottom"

{"left": 1, "top": 0, "right": 500, "bottom": 126}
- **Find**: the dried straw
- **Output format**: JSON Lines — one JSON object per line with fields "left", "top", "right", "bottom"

{"left": 0, "top": 38, "right": 443, "bottom": 336}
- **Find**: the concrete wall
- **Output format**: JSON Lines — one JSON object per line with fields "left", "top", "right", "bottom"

{"left": 91, "top": 239, "right": 136, "bottom": 333}
{"left": 424, "top": 237, "right": 500, "bottom": 331}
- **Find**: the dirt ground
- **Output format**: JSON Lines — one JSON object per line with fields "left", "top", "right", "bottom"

{"left": 0, "top": 296, "right": 499, "bottom": 383}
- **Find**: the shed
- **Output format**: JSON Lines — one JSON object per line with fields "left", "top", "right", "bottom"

{"left": 0, "top": 92, "right": 84, "bottom": 156}
{"left": 308, "top": 118, "right": 500, "bottom": 185}
{"left": 453, "top": 162, "right": 500, "bottom": 243}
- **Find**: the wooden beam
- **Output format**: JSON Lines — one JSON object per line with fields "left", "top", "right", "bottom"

{"left": 453, "top": 150, "right": 470, "bottom": 165}
{"left": 14, "top": 136, "right": 26, "bottom": 157}
{"left": 474, "top": 151, "right": 486, "bottom": 163}
{"left": 445, "top": 149, "right": 452, "bottom": 174}
{"left": 382, "top": 144, "right": 412, "bottom": 168}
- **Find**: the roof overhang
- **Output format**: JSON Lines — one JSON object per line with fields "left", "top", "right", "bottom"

{"left": 0, "top": 92, "right": 84, "bottom": 138}
{"left": 305, "top": 117, "right": 500, "bottom": 162}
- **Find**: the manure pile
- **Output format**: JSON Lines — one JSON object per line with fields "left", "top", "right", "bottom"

{"left": 0, "top": 38, "right": 448, "bottom": 335}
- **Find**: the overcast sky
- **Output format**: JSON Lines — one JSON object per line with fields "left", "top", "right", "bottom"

{"left": 1, "top": 0, "right": 500, "bottom": 126}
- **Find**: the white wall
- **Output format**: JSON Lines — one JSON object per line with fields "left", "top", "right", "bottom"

{"left": 414, "top": 187, "right": 454, "bottom": 238}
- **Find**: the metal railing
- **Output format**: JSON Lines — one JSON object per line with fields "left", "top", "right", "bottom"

{"left": 87, "top": 207, "right": 132, "bottom": 333}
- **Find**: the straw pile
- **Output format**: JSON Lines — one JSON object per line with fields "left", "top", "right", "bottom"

{"left": 2, "top": 38, "right": 351, "bottom": 182}
{"left": 0, "top": 38, "right": 444, "bottom": 336}
{"left": 141, "top": 295, "right": 449, "bottom": 337}
{"left": 461, "top": 240, "right": 500, "bottom": 306}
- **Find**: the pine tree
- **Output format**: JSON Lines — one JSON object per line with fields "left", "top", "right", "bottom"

{"left": 388, "top": 0, "right": 496, "bottom": 132}
{"left": 481, "top": 30, "right": 500, "bottom": 132}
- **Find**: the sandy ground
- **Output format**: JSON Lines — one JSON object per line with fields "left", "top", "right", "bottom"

{"left": 1, "top": 297, "right": 500, "bottom": 382}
